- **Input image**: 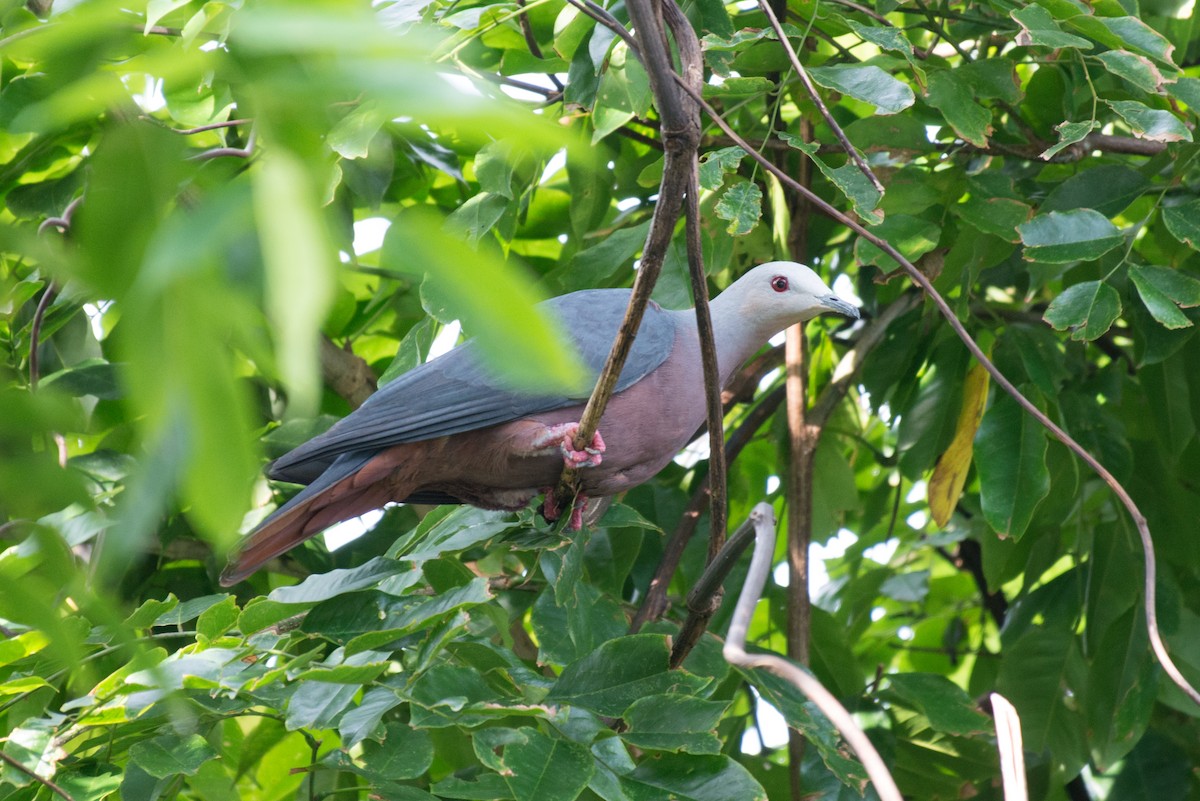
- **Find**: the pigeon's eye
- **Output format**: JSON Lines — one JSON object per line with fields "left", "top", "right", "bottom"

{"left": 771, "top": 276, "right": 789, "bottom": 293}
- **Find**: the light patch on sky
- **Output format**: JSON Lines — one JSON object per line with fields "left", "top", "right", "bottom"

{"left": 127, "top": 75, "right": 166, "bottom": 113}
{"left": 774, "top": 527, "right": 859, "bottom": 598}
{"left": 83, "top": 301, "right": 113, "bottom": 341}
{"left": 428, "top": 320, "right": 462, "bottom": 360}
{"left": 832, "top": 273, "right": 862, "bottom": 306}
{"left": 864, "top": 537, "right": 899, "bottom": 565}
{"left": 323, "top": 508, "right": 385, "bottom": 551}
{"left": 353, "top": 217, "right": 391, "bottom": 256}
{"left": 673, "top": 435, "right": 710, "bottom": 468}
{"left": 540, "top": 149, "right": 567, "bottom": 184}
{"left": 439, "top": 72, "right": 482, "bottom": 97}
{"left": 740, "top": 687, "right": 790, "bottom": 754}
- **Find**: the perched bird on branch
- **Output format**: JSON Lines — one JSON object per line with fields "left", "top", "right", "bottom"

{"left": 221, "top": 261, "right": 857, "bottom": 585}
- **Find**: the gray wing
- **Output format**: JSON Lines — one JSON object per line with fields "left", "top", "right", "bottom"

{"left": 269, "top": 289, "right": 677, "bottom": 484}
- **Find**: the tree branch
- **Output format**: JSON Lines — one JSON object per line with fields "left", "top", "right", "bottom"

{"left": 721, "top": 503, "right": 904, "bottom": 801}
{"left": 552, "top": 0, "right": 700, "bottom": 521}
{"left": 319, "top": 336, "right": 378, "bottom": 410}
{"left": 757, "top": 0, "right": 884, "bottom": 195}
{"left": 0, "top": 750, "right": 75, "bottom": 801}
{"left": 677, "top": 77, "right": 1200, "bottom": 708}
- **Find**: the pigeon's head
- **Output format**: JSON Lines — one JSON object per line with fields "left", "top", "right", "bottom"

{"left": 723, "top": 261, "right": 860, "bottom": 333}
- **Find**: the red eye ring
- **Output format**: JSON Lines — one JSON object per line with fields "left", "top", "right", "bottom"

{"left": 771, "top": 276, "right": 789, "bottom": 293}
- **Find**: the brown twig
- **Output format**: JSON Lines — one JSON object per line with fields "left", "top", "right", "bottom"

{"left": 319, "top": 337, "right": 378, "bottom": 409}
{"left": 632, "top": 296, "right": 913, "bottom": 633}
{"left": 190, "top": 130, "right": 256, "bottom": 161}
{"left": 561, "top": 0, "right": 641, "bottom": 58}
{"left": 515, "top": 0, "right": 564, "bottom": 91}
{"left": 757, "top": 0, "right": 885, "bottom": 195}
{"left": 0, "top": 751, "right": 75, "bottom": 801}
{"left": 678, "top": 77, "right": 1200, "bottom": 708}
{"left": 551, "top": 0, "right": 697, "bottom": 517}
{"left": 630, "top": 386, "right": 786, "bottom": 633}
{"left": 28, "top": 284, "right": 59, "bottom": 392}
{"left": 154, "top": 117, "right": 252, "bottom": 135}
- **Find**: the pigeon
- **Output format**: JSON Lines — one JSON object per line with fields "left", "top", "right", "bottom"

{"left": 220, "top": 261, "right": 857, "bottom": 584}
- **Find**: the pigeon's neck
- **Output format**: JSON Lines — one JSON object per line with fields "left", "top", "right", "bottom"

{"left": 706, "top": 288, "right": 786, "bottom": 384}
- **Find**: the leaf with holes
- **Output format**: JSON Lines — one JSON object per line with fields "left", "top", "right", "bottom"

{"left": 715, "top": 180, "right": 762, "bottom": 236}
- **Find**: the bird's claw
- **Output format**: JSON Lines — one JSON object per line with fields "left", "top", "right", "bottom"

{"left": 541, "top": 488, "right": 587, "bottom": 530}
{"left": 529, "top": 422, "right": 605, "bottom": 468}
{"left": 561, "top": 429, "right": 605, "bottom": 468}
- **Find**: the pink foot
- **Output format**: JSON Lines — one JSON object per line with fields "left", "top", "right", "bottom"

{"left": 541, "top": 488, "right": 588, "bottom": 531}
{"left": 529, "top": 423, "right": 605, "bottom": 468}
{"left": 567, "top": 497, "right": 587, "bottom": 530}
{"left": 541, "top": 487, "right": 561, "bottom": 521}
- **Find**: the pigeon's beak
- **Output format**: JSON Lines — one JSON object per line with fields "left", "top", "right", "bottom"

{"left": 820, "top": 294, "right": 861, "bottom": 319}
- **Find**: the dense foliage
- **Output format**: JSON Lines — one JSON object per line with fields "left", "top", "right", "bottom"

{"left": 1, "top": 0, "right": 1199, "bottom": 798}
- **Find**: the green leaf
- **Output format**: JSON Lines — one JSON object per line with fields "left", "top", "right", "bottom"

{"left": 996, "top": 629, "right": 1088, "bottom": 775}
{"left": 269, "top": 557, "right": 406, "bottom": 604}
{"left": 926, "top": 70, "right": 992, "bottom": 147}
{"left": 1086, "top": 610, "right": 1157, "bottom": 770}
{"left": 381, "top": 206, "right": 586, "bottom": 394}
{"left": 1171, "top": 77, "right": 1200, "bottom": 110}
{"left": 340, "top": 687, "right": 404, "bottom": 747}
{"left": 886, "top": 673, "right": 990, "bottom": 735}
{"left": 254, "top": 149, "right": 336, "bottom": 416}
{"left": 1043, "top": 280, "right": 1122, "bottom": 339}
{"left": 1041, "top": 119, "right": 1099, "bottom": 159}
{"left": 619, "top": 754, "right": 767, "bottom": 801}
{"left": 531, "top": 583, "right": 627, "bottom": 665}
{"left": 1074, "top": 15, "right": 1176, "bottom": 62}
{"left": 1105, "top": 100, "right": 1192, "bottom": 142}
{"left": 1108, "top": 733, "right": 1190, "bottom": 800}
{"left": 500, "top": 729, "right": 594, "bottom": 801}
{"left": 0, "top": 630, "right": 49, "bottom": 667}
{"left": 445, "top": 192, "right": 510, "bottom": 246}
{"left": 592, "top": 45, "right": 650, "bottom": 143}
{"left": 779, "top": 133, "right": 883, "bottom": 223}
{"left": 1130, "top": 265, "right": 1193, "bottom": 329}
{"left": 714, "top": 180, "right": 763, "bottom": 236}
{"left": 286, "top": 680, "right": 360, "bottom": 730}
{"left": 547, "top": 635, "right": 709, "bottom": 717}
{"left": 328, "top": 102, "right": 388, "bottom": 159}
{"left": 1130, "top": 264, "right": 1200, "bottom": 307}
{"left": 1011, "top": 5, "right": 1093, "bottom": 49}
{"left": 145, "top": 0, "right": 193, "bottom": 33}
{"left": 1018, "top": 209, "right": 1123, "bottom": 263}
{"left": 565, "top": 220, "right": 651, "bottom": 286}
{"left": 1042, "top": 165, "right": 1150, "bottom": 218}
{"left": 957, "top": 196, "right": 1031, "bottom": 242}
{"left": 853, "top": 214, "right": 941, "bottom": 272}
{"left": 621, "top": 695, "right": 729, "bottom": 754}
{"left": 39, "top": 360, "right": 122, "bottom": 400}
{"left": 1096, "top": 50, "right": 1166, "bottom": 92}
{"left": 129, "top": 734, "right": 218, "bottom": 778}
{"left": 393, "top": 506, "right": 517, "bottom": 561}
{"left": 698, "top": 146, "right": 747, "bottom": 191}
{"left": 974, "top": 391, "right": 1050, "bottom": 539}
{"left": 807, "top": 65, "right": 915, "bottom": 114}
{"left": 1162, "top": 200, "right": 1200, "bottom": 249}
{"left": 360, "top": 724, "right": 435, "bottom": 780}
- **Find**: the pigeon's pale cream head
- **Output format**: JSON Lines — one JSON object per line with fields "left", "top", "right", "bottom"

{"left": 714, "top": 261, "right": 859, "bottom": 337}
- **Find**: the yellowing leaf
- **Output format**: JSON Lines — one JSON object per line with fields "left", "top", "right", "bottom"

{"left": 928, "top": 361, "right": 990, "bottom": 527}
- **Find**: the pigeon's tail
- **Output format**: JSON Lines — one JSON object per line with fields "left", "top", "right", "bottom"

{"left": 220, "top": 449, "right": 414, "bottom": 586}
